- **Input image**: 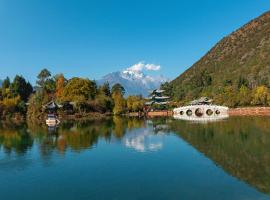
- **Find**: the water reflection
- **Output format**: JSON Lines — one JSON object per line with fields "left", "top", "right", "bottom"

{"left": 123, "top": 129, "right": 164, "bottom": 152}
{"left": 0, "top": 117, "right": 164, "bottom": 156}
{"left": 0, "top": 123, "right": 33, "bottom": 155}
{"left": 1, "top": 116, "right": 270, "bottom": 197}
{"left": 169, "top": 117, "right": 270, "bottom": 194}
{"left": 173, "top": 113, "right": 229, "bottom": 123}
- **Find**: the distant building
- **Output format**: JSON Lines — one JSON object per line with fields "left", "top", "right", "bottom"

{"left": 43, "top": 101, "right": 62, "bottom": 113}
{"left": 145, "top": 89, "right": 170, "bottom": 106}
{"left": 43, "top": 101, "right": 75, "bottom": 114}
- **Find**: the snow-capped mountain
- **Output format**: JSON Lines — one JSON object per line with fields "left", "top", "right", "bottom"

{"left": 97, "top": 68, "right": 168, "bottom": 97}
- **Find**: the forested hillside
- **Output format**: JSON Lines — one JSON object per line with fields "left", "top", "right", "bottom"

{"left": 169, "top": 11, "right": 270, "bottom": 107}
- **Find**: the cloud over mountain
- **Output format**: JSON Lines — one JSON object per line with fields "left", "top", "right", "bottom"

{"left": 125, "top": 62, "right": 161, "bottom": 73}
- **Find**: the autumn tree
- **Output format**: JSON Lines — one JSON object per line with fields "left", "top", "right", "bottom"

{"left": 127, "top": 95, "right": 144, "bottom": 112}
{"left": 62, "top": 77, "right": 97, "bottom": 102}
{"left": 55, "top": 74, "right": 66, "bottom": 100}
{"left": 252, "top": 86, "right": 269, "bottom": 106}
{"left": 2, "top": 96, "right": 21, "bottom": 114}
{"left": 238, "top": 85, "right": 252, "bottom": 106}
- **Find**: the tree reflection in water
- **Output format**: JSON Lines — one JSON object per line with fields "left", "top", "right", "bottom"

{"left": 0, "top": 117, "right": 148, "bottom": 157}
{"left": 1, "top": 116, "right": 270, "bottom": 195}
{"left": 168, "top": 116, "right": 270, "bottom": 194}
{"left": 0, "top": 123, "right": 33, "bottom": 155}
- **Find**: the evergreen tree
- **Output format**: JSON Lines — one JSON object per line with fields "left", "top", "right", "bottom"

{"left": 2, "top": 77, "right": 10, "bottom": 89}
{"left": 99, "top": 82, "right": 111, "bottom": 97}
{"left": 10, "top": 75, "right": 33, "bottom": 102}
{"left": 112, "top": 83, "right": 125, "bottom": 96}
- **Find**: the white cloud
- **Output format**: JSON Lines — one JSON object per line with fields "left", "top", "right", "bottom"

{"left": 126, "top": 62, "right": 161, "bottom": 72}
{"left": 127, "top": 62, "right": 145, "bottom": 72}
{"left": 145, "top": 63, "right": 161, "bottom": 71}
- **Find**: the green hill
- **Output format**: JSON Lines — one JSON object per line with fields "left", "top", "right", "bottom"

{"left": 169, "top": 11, "right": 270, "bottom": 107}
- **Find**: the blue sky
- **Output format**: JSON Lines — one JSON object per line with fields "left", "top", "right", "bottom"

{"left": 0, "top": 0, "right": 269, "bottom": 83}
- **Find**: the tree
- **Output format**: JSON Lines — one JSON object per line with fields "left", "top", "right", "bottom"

{"left": 92, "top": 94, "right": 113, "bottom": 113}
{"left": 192, "top": 70, "right": 212, "bottom": 88}
{"left": 127, "top": 95, "right": 144, "bottom": 112}
{"left": 2, "top": 77, "right": 10, "bottom": 89}
{"left": 36, "top": 68, "right": 51, "bottom": 89}
{"left": 55, "top": 74, "right": 66, "bottom": 100}
{"left": 112, "top": 91, "right": 126, "bottom": 115}
{"left": 216, "top": 86, "right": 238, "bottom": 107}
{"left": 1, "top": 77, "right": 11, "bottom": 99}
{"left": 160, "top": 82, "right": 173, "bottom": 97}
{"left": 27, "top": 91, "right": 46, "bottom": 120}
{"left": 237, "top": 76, "right": 249, "bottom": 89}
{"left": 238, "top": 85, "right": 252, "bottom": 106}
{"left": 10, "top": 75, "right": 33, "bottom": 102}
{"left": 44, "top": 78, "right": 56, "bottom": 93}
{"left": 92, "top": 80, "right": 98, "bottom": 96}
{"left": 2, "top": 96, "right": 21, "bottom": 114}
{"left": 252, "top": 86, "right": 269, "bottom": 106}
{"left": 112, "top": 83, "right": 125, "bottom": 96}
{"left": 62, "top": 77, "right": 97, "bottom": 102}
{"left": 99, "top": 82, "right": 111, "bottom": 97}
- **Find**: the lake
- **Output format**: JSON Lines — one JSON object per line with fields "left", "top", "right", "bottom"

{"left": 1, "top": 116, "right": 270, "bottom": 200}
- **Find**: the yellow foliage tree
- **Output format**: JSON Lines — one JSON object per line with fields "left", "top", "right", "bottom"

{"left": 252, "top": 86, "right": 269, "bottom": 106}
{"left": 112, "top": 91, "right": 126, "bottom": 115}
{"left": 238, "top": 85, "right": 252, "bottom": 106}
{"left": 127, "top": 95, "right": 144, "bottom": 112}
{"left": 1, "top": 96, "right": 21, "bottom": 113}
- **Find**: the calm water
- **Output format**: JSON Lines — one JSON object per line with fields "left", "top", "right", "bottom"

{"left": 1, "top": 117, "right": 270, "bottom": 200}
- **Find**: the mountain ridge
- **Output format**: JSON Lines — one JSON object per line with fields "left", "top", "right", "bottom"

{"left": 169, "top": 11, "right": 270, "bottom": 106}
{"left": 98, "top": 69, "right": 168, "bottom": 97}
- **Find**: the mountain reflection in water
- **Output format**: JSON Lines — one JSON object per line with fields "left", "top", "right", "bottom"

{"left": 0, "top": 116, "right": 270, "bottom": 199}
{"left": 0, "top": 117, "right": 166, "bottom": 156}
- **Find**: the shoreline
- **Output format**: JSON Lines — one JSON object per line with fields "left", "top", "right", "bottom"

{"left": 228, "top": 107, "right": 270, "bottom": 116}
{"left": 129, "top": 107, "right": 270, "bottom": 117}
{"left": 2, "top": 107, "right": 270, "bottom": 125}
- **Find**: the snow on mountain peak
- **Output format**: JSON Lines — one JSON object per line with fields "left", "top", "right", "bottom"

{"left": 122, "top": 69, "right": 145, "bottom": 80}
{"left": 98, "top": 62, "right": 169, "bottom": 96}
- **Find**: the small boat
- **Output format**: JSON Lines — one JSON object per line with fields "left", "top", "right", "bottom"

{"left": 173, "top": 97, "right": 229, "bottom": 121}
{"left": 46, "top": 114, "right": 60, "bottom": 126}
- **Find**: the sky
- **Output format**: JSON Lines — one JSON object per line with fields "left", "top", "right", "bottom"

{"left": 0, "top": 0, "right": 269, "bottom": 83}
